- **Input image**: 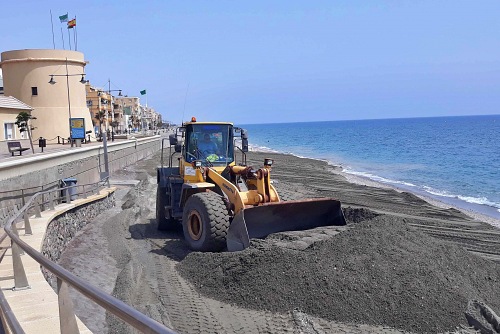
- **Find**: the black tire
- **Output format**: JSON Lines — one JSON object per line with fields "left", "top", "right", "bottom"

{"left": 182, "top": 192, "right": 230, "bottom": 252}
{"left": 156, "top": 187, "right": 176, "bottom": 231}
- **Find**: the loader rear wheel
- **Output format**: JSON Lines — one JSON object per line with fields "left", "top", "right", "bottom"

{"left": 156, "top": 187, "right": 175, "bottom": 231}
{"left": 182, "top": 192, "right": 229, "bottom": 252}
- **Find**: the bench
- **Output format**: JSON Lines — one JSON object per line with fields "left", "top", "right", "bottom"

{"left": 7, "top": 141, "right": 29, "bottom": 156}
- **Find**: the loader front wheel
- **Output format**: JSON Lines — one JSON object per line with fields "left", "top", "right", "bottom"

{"left": 182, "top": 192, "right": 229, "bottom": 252}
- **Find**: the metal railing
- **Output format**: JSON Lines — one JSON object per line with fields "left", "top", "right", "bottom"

{"left": 0, "top": 178, "right": 176, "bottom": 334}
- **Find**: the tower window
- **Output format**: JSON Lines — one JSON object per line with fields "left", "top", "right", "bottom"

{"left": 31, "top": 87, "right": 38, "bottom": 96}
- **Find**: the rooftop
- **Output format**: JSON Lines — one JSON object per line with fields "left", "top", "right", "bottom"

{"left": 0, "top": 96, "right": 33, "bottom": 110}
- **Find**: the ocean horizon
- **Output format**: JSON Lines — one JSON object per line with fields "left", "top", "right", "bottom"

{"left": 240, "top": 114, "right": 500, "bottom": 221}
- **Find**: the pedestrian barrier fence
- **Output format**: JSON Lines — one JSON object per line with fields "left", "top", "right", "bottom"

{"left": 0, "top": 178, "right": 176, "bottom": 334}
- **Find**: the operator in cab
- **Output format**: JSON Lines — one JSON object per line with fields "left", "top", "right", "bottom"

{"left": 198, "top": 133, "right": 219, "bottom": 160}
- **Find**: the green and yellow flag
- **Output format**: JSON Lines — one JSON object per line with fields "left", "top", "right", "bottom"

{"left": 59, "top": 13, "right": 68, "bottom": 22}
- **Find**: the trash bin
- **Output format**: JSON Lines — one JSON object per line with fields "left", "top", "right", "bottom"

{"left": 61, "top": 178, "right": 78, "bottom": 202}
{"left": 38, "top": 137, "right": 46, "bottom": 153}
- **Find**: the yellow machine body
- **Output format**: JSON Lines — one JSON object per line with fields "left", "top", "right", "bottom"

{"left": 156, "top": 119, "right": 346, "bottom": 252}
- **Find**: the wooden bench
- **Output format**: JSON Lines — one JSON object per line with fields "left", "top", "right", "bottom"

{"left": 7, "top": 141, "right": 29, "bottom": 156}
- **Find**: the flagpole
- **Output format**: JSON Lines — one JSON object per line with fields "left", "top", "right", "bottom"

{"left": 75, "top": 16, "right": 78, "bottom": 51}
{"left": 67, "top": 25, "right": 72, "bottom": 50}
{"left": 50, "top": 10, "right": 55, "bottom": 49}
{"left": 61, "top": 27, "right": 65, "bottom": 50}
{"left": 73, "top": 16, "right": 77, "bottom": 51}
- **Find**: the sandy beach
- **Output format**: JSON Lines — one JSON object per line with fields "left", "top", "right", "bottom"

{"left": 58, "top": 149, "right": 500, "bottom": 333}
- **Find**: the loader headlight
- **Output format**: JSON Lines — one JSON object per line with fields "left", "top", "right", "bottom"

{"left": 264, "top": 158, "right": 273, "bottom": 167}
{"left": 193, "top": 160, "right": 202, "bottom": 168}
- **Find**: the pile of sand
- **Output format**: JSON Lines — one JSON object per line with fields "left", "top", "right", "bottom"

{"left": 178, "top": 215, "right": 500, "bottom": 333}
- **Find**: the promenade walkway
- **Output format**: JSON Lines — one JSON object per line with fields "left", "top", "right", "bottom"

{"left": 0, "top": 187, "right": 115, "bottom": 333}
{"left": 0, "top": 134, "right": 149, "bottom": 162}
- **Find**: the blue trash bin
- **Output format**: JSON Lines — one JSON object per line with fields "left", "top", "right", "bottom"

{"left": 61, "top": 178, "right": 78, "bottom": 201}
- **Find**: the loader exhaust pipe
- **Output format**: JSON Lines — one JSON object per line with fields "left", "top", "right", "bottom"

{"left": 227, "top": 198, "right": 346, "bottom": 252}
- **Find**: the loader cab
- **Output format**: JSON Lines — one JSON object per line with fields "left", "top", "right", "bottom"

{"left": 184, "top": 123, "right": 234, "bottom": 167}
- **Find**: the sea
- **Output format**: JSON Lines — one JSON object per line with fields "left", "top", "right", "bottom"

{"left": 240, "top": 115, "right": 500, "bottom": 220}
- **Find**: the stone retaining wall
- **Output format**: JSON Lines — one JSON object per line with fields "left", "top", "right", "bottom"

{"left": 0, "top": 136, "right": 159, "bottom": 226}
{"left": 41, "top": 193, "right": 115, "bottom": 289}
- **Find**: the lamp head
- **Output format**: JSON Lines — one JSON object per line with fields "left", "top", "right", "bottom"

{"left": 48, "top": 76, "right": 56, "bottom": 85}
{"left": 80, "top": 75, "right": 87, "bottom": 84}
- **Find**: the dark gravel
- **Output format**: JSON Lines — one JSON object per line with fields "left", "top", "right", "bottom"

{"left": 178, "top": 215, "right": 500, "bottom": 333}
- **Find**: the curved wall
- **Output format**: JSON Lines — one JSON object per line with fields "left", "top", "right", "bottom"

{"left": 0, "top": 49, "right": 93, "bottom": 140}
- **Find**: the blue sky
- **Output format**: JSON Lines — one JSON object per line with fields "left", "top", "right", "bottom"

{"left": 1, "top": 1, "right": 499, "bottom": 124}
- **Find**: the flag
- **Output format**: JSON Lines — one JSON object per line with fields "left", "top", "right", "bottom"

{"left": 59, "top": 13, "right": 68, "bottom": 22}
{"left": 140, "top": 90, "right": 146, "bottom": 95}
{"left": 68, "top": 18, "right": 76, "bottom": 29}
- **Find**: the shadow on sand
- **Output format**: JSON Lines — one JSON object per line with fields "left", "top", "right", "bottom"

{"left": 129, "top": 218, "right": 194, "bottom": 261}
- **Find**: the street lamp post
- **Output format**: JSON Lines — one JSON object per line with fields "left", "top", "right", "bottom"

{"left": 96, "top": 91, "right": 110, "bottom": 177}
{"left": 106, "top": 79, "right": 122, "bottom": 142}
{"left": 48, "top": 57, "right": 86, "bottom": 148}
{"left": 84, "top": 91, "right": 111, "bottom": 178}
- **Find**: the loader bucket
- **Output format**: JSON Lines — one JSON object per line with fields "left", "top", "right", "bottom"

{"left": 226, "top": 198, "right": 346, "bottom": 252}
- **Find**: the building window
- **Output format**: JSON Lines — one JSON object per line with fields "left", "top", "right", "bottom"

{"left": 31, "top": 87, "right": 38, "bottom": 96}
{"left": 4, "top": 123, "right": 14, "bottom": 140}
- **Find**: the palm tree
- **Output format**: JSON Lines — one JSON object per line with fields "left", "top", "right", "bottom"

{"left": 133, "top": 116, "right": 141, "bottom": 130}
{"left": 110, "top": 120, "right": 119, "bottom": 133}
{"left": 15, "top": 111, "right": 36, "bottom": 154}
{"left": 95, "top": 110, "right": 106, "bottom": 141}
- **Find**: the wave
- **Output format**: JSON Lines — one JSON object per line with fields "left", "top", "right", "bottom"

{"left": 343, "top": 169, "right": 418, "bottom": 188}
{"left": 347, "top": 171, "right": 500, "bottom": 213}
{"left": 248, "top": 143, "right": 500, "bottom": 215}
{"left": 422, "top": 186, "right": 500, "bottom": 211}
{"left": 248, "top": 144, "right": 279, "bottom": 153}
{"left": 346, "top": 171, "right": 500, "bottom": 212}
{"left": 249, "top": 144, "right": 334, "bottom": 164}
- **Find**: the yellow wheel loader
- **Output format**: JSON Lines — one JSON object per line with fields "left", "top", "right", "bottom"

{"left": 156, "top": 118, "right": 346, "bottom": 252}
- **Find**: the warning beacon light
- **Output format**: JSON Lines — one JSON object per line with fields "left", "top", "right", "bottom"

{"left": 264, "top": 158, "right": 273, "bottom": 167}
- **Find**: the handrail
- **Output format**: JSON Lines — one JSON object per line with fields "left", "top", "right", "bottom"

{"left": 0, "top": 178, "right": 176, "bottom": 334}
{"left": 0, "top": 289, "right": 25, "bottom": 334}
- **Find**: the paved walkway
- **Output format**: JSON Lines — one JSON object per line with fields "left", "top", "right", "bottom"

{"left": 0, "top": 132, "right": 154, "bottom": 162}
{"left": 0, "top": 187, "right": 115, "bottom": 333}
